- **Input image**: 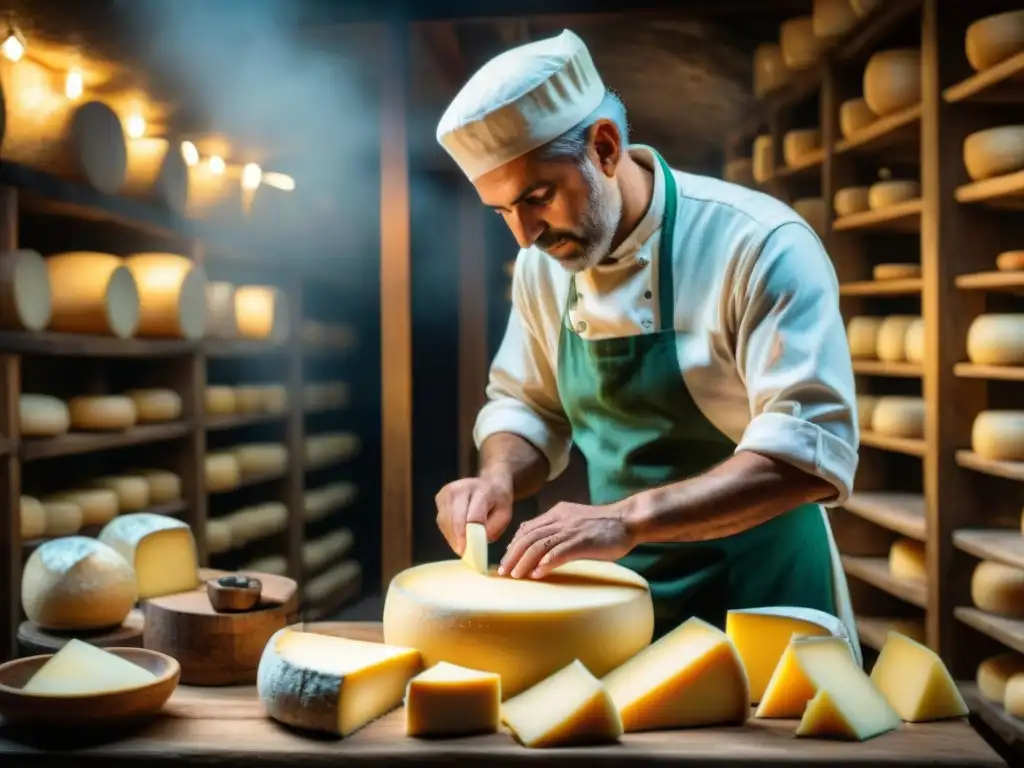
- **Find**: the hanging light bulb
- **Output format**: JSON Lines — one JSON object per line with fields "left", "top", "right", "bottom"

{"left": 65, "top": 68, "right": 84, "bottom": 100}
{"left": 180, "top": 141, "right": 199, "bottom": 167}
{"left": 262, "top": 172, "right": 295, "bottom": 191}
{"left": 125, "top": 113, "right": 146, "bottom": 139}
{"left": 209, "top": 155, "right": 225, "bottom": 175}
{"left": 1, "top": 31, "right": 24, "bottom": 62}
{"left": 241, "top": 162, "right": 262, "bottom": 190}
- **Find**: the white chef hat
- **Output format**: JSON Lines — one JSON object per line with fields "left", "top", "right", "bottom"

{"left": 436, "top": 30, "right": 606, "bottom": 181}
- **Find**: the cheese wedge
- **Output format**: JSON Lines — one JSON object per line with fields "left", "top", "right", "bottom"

{"left": 869, "top": 631, "right": 968, "bottom": 722}
{"left": 257, "top": 629, "right": 422, "bottom": 737}
{"left": 462, "top": 522, "right": 487, "bottom": 575}
{"left": 22, "top": 639, "right": 156, "bottom": 695}
{"left": 98, "top": 513, "right": 198, "bottom": 599}
{"left": 603, "top": 615, "right": 749, "bottom": 731}
{"left": 501, "top": 659, "right": 622, "bottom": 748}
{"left": 792, "top": 636, "right": 901, "bottom": 740}
{"left": 755, "top": 632, "right": 845, "bottom": 719}
{"left": 726, "top": 606, "right": 851, "bottom": 703}
{"left": 405, "top": 661, "right": 501, "bottom": 737}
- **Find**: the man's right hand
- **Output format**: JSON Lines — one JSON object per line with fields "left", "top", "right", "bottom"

{"left": 435, "top": 475, "right": 513, "bottom": 556}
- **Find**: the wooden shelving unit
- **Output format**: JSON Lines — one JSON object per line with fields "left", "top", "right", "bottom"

{"left": 727, "top": 0, "right": 1024, "bottom": 749}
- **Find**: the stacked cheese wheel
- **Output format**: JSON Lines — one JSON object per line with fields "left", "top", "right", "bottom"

{"left": 205, "top": 281, "right": 289, "bottom": 341}
{"left": 970, "top": 411, "right": 1024, "bottom": 462}
{"left": 304, "top": 560, "right": 362, "bottom": 606}
{"left": 19, "top": 388, "right": 182, "bottom": 438}
{"left": 204, "top": 442, "right": 289, "bottom": 492}
{"left": 846, "top": 314, "right": 924, "bottom": 364}
{"left": 303, "top": 482, "right": 358, "bottom": 523}
{"left": 215, "top": 502, "right": 289, "bottom": 550}
{"left": 302, "top": 382, "right": 350, "bottom": 411}
{"left": 244, "top": 554, "right": 289, "bottom": 576}
{"left": 300, "top": 321, "right": 357, "bottom": 348}
{"left": 834, "top": 48, "right": 921, "bottom": 143}
{"left": 206, "top": 384, "right": 289, "bottom": 416}
{"left": 305, "top": 432, "right": 360, "bottom": 469}
{"left": 966, "top": 314, "right": 1024, "bottom": 366}
{"left": 302, "top": 529, "right": 355, "bottom": 573}
{"left": 978, "top": 650, "right": 1024, "bottom": 719}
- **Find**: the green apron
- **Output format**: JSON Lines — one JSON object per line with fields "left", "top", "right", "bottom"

{"left": 555, "top": 151, "right": 836, "bottom": 640}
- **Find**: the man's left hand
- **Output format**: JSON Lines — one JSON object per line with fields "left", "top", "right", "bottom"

{"left": 498, "top": 501, "right": 639, "bottom": 580}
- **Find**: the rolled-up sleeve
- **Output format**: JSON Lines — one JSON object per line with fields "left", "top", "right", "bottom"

{"left": 733, "top": 222, "right": 859, "bottom": 505}
{"left": 473, "top": 260, "right": 573, "bottom": 480}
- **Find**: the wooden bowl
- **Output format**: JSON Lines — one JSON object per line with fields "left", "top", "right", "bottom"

{"left": 0, "top": 647, "right": 179, "bottom": 726}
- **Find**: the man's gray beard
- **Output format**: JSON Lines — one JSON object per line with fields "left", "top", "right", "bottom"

{"left": 554, "top": 159, "right": 621, "bottom": 273}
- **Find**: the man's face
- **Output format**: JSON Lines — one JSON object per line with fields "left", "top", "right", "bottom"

{"left": 473, "top": 138, "right": 622, "bottom": 272}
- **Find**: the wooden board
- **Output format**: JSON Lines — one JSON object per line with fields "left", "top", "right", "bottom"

{"left": 0, "top": 623, "right": 1005, "bottom": 767}
{"left": 17, "top": 610, "right": 145, "bottom": 655}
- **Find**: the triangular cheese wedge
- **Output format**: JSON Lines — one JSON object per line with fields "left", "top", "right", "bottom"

{"left": 869, "top": 630, "right": 968, "bottom": 722}
{"left": 461, "top": 523, "right": 488, "bottom": 575}
{"left": 754, "top": 634, "right": 819, "bottom": 718}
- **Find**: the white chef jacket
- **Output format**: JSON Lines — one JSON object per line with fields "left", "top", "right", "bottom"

{"left": 476, "top": 144, "right": 863, "bottom": 662}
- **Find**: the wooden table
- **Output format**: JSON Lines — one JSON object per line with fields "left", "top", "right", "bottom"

{"left": 0, "top": 622, "right": 1007, "bottom": 767}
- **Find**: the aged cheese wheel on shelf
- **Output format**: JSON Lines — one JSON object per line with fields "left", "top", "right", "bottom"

{"left": 812, "top": 0, "right": 858, "bottom": 40}
{"left": 889, "top": 538, "right": 926, "bottom": 581}
{"left": 206, "top": 452, "right": 241, "bottom": 492}
{"left": 205, "top": 385, "right": 236, "bottom": 415}
{"left": 839, "top": 98, "right": 875, "bottom": 139}
{"left": 121, "top": 137, "right": 189, "bottom": 215}
{"left": 68, "top": 395, "right": 137, "bottom": 431}
{"left": 128, "top": 469, "right": 181, "bottom": 504}
{"left": 125, "top": 388, "right": 182, "bottom": 423}
{"left": 20, "top": 496, "right": 45, "bottom": 539}
{"left": 871, "top": 396, "right": 925, "bottom": 439}
{"left": 223, "top": 502, "right": 288, "bottom": 545}
{"left": 0, "top": 57, "right": 127, "bottom": 193}
{"left": 857, "top": 396, "right": 878, "bottom": 430}
{"left": 89, "top": 475, "right": 151, "bottom": 512}
{"left": 44, "top": 488, "right": 118, "bottom": 527}
{"left": 233, "top": 443, "right": 288, "bottom": 476}
{"left": 964, "top": 126, "right": 1024, "bottom": 181}
{"left": 246, "top": 554, "right": 289, "bottom": 576}
{"left": 98, "top": 512, "right": 199, "bottom": 599}
{"left": 1005, "top": 675, "right": 1024, "bottom": 717}
{"left": 869, "top": 631, "right": 967, "bottom": 722}
{"left": 0, "top": 249, "right": 52, "bottom": 331}
{"left": 971, "top": 410, "right": 1024, "bottom": 461}
{"left": 780, "top": 16, "right": 824, "bottom": 70}
{"left": 21, "top": 536, "right": 137, "bottom": 631}
{"left": 123, "top": 253, "right": 207, "bottom": 340}
{"left": 305, "top": 432, "right": 361, "bottom": 467}
{"left": 261, "top": 385, "right": 288, "bottom": 414}
{"left": 46, "top": 252, "right": 140, "bottom": 338}
{"left": 783, "top": 128, "right": 821, "bottom": 167}
{"left": 304, "top": 560, "right": 362, "bottom": 604}
{"left": 41, "top": 500, "right": 83, "bottom": 537}
{"left": 205, "top": 281, "right": 238, "bottom": 338}
{"left": 234, "top": 385, "right": 265, "bottom": 414}
{"left": 793, "top": 198, "right": 826, "bottom": 238}
{"left": 847, "top": 316, "right": 883, "bottom": 358}
{"left": 303, "top": 529, "right": 355, "bottom": 573}
{"left": 904, "top": 318, "right": 924, "bottom": 365}
{"left": 875, "top": 315, "right": 920, "bottom": 362}
{"left": 977, "top": 653, "right": 1024, "bottom": 702}
{"left": 873, "top": 263, "right": 921, "bottom": 281}
{"left": 303, "top": 482, "right": 358, "bottom": 522}
{"left": 19, "top": 393, "right": 70, "bottom": 437}
{"left": 966, "top": 314, "right": 1024, "bottom": 365}
{"left": 206, "top": 519, "right": 233, "bottom": 555}
{"left": 868, "top": 180, "right": 920, "bottom": 209}
{"left": 383, "top": 559, "right": 654, "bottom": 699}
{"left": 723, "top": 158, "right": 755, "bottom": 186}
{"left": 834, "top": 186, "right": 870, "bottom": 217}
{"left": 971, "top": 560, "right": 1024, "bottom": 617}
{"left": 997, "top": 250, "right": 1024, "bottom": 272}
{"left": 753, "top": 135, "right": 774, "bottom": 183}
{"left": 864, "top": 49, "right": 922, "bottom": 117}
{"left": 966, "top": 11, "right": 1024, "bottom": 73}
{"left": 235, "top": 285, "right": 289, "bottom": 341}
{"left": 753, "top": 44, "right": 787, "bottom": 99}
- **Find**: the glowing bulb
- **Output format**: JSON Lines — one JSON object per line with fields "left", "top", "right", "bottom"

{"left": 180, "top": 141, "right": 199, "bottom": 166}
{"left": 65, "top": 68, "right": 83, "bottom": 100}
{"left": 1, "top": 33, "right": 24, "bottom": 62}
{"left": 262, "top": 172, "right": 295, "bottom": 191}
{"left": 209, "top": 155, "right": 225, "bottom": 175}
{"left": 241, "top": 162, "right": 262, "bottom": 190}
{"left": 126, "top": 113, "right": 146, "bottom": 139}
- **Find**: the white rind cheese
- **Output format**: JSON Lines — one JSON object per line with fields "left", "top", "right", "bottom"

{"left": 19, "top": 394, "right": 71, "bottom": 437}
{"left": 98, "top": 512, "right": 198, "bottom": 599}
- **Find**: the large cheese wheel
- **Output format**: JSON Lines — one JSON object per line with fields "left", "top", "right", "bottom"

{"left": 235, "top": 285, "right": 289, "bottom": 341}
{"left": 847, "top": 316, "right": 883, "bottom": 358}
{"left": 245, "top": 554, "right": 289, "bottom": 576}
{"left": 904, "top": 318, "right": 924, "bottom": 365}
{"left": 978, "top": 653, "right": 1024, "bottom": 702}
{"left": 972, "top": 411, "right": 1024, "bottom": 462}
{"left": 857, "top": 395, "right": 879, "bottom": 430}
{"left": 723, "top": 158, "right": 755, "bottom": 186}
{"left": 125, "top": 389, "right": 182, "bottom": 423}
{"left": 233, "top": 443, "right": 288, "bottom": 476}
{"left": 753, "top": 135, "right": 774, "bottom": 183}
{"left": 121, "top": 137, "right": 189, "bottom": 215}
{"left": 205, "top": 281, "right": 238, "bottom": 338}
{"left": 753, "top": 44, "right": 787, "bottom": 99}
{"left": 19, "top": 394, "right": 70, "bottom": 437}
{"left": 0, "top": 250, "right": 51, "bottom": 331}
{"left": 303, "top": 529, "right": 355, "bottom": 573}
{"left": 793, "top": 198, "right": 826, "bottom": 238}
{"left": 864, "top": 49, "right": 921, "bottom": 117}
{"left": 68, "top": 395, "right": 137, "bottom": 431}
{"left": 305, "top": 433, "right": 361, "bottom": 467}
{"left": 234, "top": 386, "right": 265, "bottom": 414}
{"left": 873, "top": 263, "right": 921, "bottom": 281}
{"left": 972, "top": 560, "right": 1024, "bottom": 617}
{"left": 783, "top": 128, "right": 821, "bottom": 166}
{"left": 44, "top": 488, "right": 119, "bottom": 527}
{"left": 964, "top": 126, "right": 1024, "bottom": 182}
{"left": 876, "top": 315, "right": 920, "bottom": 362}
{"left": 41, "top": 500, "right": 83, "bottom": 536}
{"left": 303, "top": 560, "right": 362, "bottom": 605}
{"left": 123, "top": 253, "right": 207, "bottom": 340}
{"left": 89, "top": 475, "right": 151, "bottom": 512}
{"left": 834, "top": 187, "right": 870, "bottom": 217}
{"left": 20, "top": 496, "right": 45, "bottom": 539}
{"left": 997, "top": 251, "right": 1024, "bottom": 272}
{"left": 839, "top": 98, "right": 875, "bottom": 139}
{"left": 46, "top": 252, "right": 140, "bottom": 338}
{"left": 304, "top": 481, "right": 358, "bottom": 522}
{"left": 383, "top": 559, "right": 655, "bottom": 699}
{"left": 868, "top": 180, "right": 920, "bottom": 209}
{"left": 206, "top": 452, "right": 241, "bottom": 492}
{"left": 205, "top": 386, "right": 236, "bottom": 415}
{"left": 967, "top": 315, "right": 1024, "bottom": 365}
{"left": 871, "top": 396, "right": 925, "bottom": 439}
{"left": 261, "top": 385, "right": 288, "bottom": 414}
{"left": 128, "top": 469, "right": 182, "bottom": 504}
{"left": 780, "top": 16, "right": 824, "bottom": 70}
{"left": 889, "top": 538, "right": 926, "bottom": 581}
{"left": 813, "top": 0, "right": 858, "bottom": 39}
{"left": 966, "top": 11, "right": 1024, "bottom": 73}
{"left": 206, "top": 519, "right": 233, "bottom": 555}
{"left": 21, "top": 536, "right": 137, "bottom": 630}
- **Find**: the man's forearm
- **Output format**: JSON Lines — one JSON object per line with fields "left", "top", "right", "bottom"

{"left": 624, "top": 451, "right": 835, "bottom": 544}
{"left": 479, "top": 432, "right": 550, "bottom": 500}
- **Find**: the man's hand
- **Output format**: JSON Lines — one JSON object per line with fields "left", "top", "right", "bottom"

{"left": 498, "top": 501, "right": 639, "bottom": 580}
{"left": 435, "top": 475, "right": 514, "bottom": 556}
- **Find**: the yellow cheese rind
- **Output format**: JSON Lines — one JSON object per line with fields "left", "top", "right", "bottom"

{"left": 462, "top": 522, "right": 488, "bottom": 575}
{"left": 978, "top": 653, "right": 1024, "bottom": 702}
{"left": 22, "top": 639, "right": 157, "bottom": 695}
{"left": 98, "top": 512, "right": 198, "bottom": 599}
{"left": 89, "top": 475, "right": 150, "bottom": 512}
{"left": 44, "top": 488, "right": 118, "bottom": 527}
{"left": 755, "top": 639, "right": 819, "bottom": 719}
{"left": 19, "top": 393, "right": 71, "bottom": 437}
{"left": 870, "top": 631, "right": 968, "bottom": 722}
{"left": 20, "top": 495, "right": 45, "bottom": 539}
{"left": 405, "top": 662, "right": 501, "bottom": 737}
{"left": 1005, "top": 673, "right": 1024, "bottom": 717}
{"left": 502, "top": 659, "right": 622, "bottom": 748}
{"left": 889, "top": 538, "right": 926, "bottom": 581}
{"left": 971, "top": 559, "right": 1024, "bottom": 617}
{"left": 68, "top": 395, "right": 137, "bottom": 431}
{"left": 256, "top": 629, "right": 422, "bottom": 736}
{"left": 382, "top": 559, "right": 653, "bottom": 699}
{"left": 125, "top": 389, "right": 183, "bottom": 423}
{"left": 972, "top": 410, "right": 1024, "bottom": 462}
{"left": 123, "top": 253, "right": 207, "bottom": 340}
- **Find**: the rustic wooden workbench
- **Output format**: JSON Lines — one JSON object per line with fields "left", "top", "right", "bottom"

{"left": 0, "top": 623, "right": 1008, "bottom": 767}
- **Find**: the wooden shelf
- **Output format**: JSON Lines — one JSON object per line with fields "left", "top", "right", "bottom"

{"left": 839, "top": 278, "right": 922, "bottom": 296}
{"left": 21, "top": 500, "right": 188, "bottom": 552}
{"left": 956, "top": 271, "right": 1024, "bottom": 292}
{"left": 956, "top": 171, "right": 1024, "bottom": 209}
{"left": 775, "top": 149, "right": 825, "bottom": 180}
{"left": 835, "top": 104, "right": 921, "bottom": 156}
{"left": 956, "top": 450, "right": 1024, "bottom": 482}
{"left": 0, "top": 331, "right": 196, "bottom": 358}
{"left": 844, "top": 491, "right": 927, "bottom": 540}
{"left": 956, "top": 607, "right": 1024, "bottom": 655}
{"left": 944, "top": 51, "right": 1024, "bottom": 104}
{"left": 960, "top": 684, "right": 1024, "bottom": 754}
{"left": 855, "top": 616, "right": 918, "bottom": 651}
{"left": 842, "top": 555, "right": 927, "bottom": 607}
{"left": 955, "top": 363, "right": 1024, "bottom": 381}
{"left": 21, "top": 423, "right": 191, "bottom": 462}
{"left": 207, "top": 413, "right": 287, "bottom": 432}
{"left": 832, "top": 200, "right": 922, "bottom": 232}
{"left": 203, "top": 340, "right": 289, "bottom": 358}
{"left": 860, "top": 430, "right": 927, "bottom": 457}
{"left": 852, "top": 359, "right": 923, "bottom": 378}
{"left": 954, "top": 529, "right": 1024, "bottom": 570}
